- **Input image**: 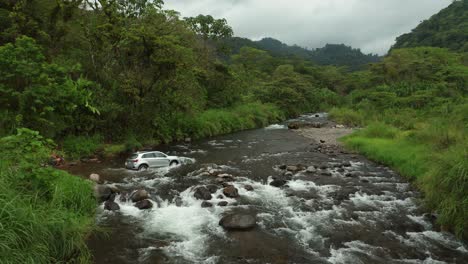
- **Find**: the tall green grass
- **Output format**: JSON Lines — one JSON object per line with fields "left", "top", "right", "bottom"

{"left": 0, "top": 129, "right": 96, "bottom": 263}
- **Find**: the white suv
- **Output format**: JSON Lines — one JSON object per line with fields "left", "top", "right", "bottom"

{"left": 125, "top": 151, "right": 180, "bottom": 171}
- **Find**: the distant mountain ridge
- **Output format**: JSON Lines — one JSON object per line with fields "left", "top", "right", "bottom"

{"left": 223, "top": 37, "right": 381, "bottom": 71}
{"left": 392, "top": 0, "right": 468, "bottom": 52}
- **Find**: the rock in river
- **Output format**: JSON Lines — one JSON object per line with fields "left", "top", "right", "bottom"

{"left": 130, "top": 189, "right": 149, "bottom": 203}
{"left": 201, "top": 201, "right": 213, "bottom": 208}
{"left": 89, "top": 173, "right": 100, "bottom": 183}
{"left": 104, "top": 200, "right": 120, "bottom": 211}
{"left": 270, "top": 179, "right": 287, "bottom": 188}
{"left": 223, "top": 185, "right": 239, "bottom": 198}
{"left": 135, "top": 199, "right": 153, "bottom": 210}
{"left": 93, "top": 185, "right": 112, "bottom": 202}
{"left": 219, "top": 213, "right": 257, "bottom": 230}
{"left": 218, "top": 201, "right": 228, "bottom": 207}
{"left": 194, "top": 186, "right": 213, "bottom": 200}
{"left": 244, "top": 185, "right": 254, "bottom": 191}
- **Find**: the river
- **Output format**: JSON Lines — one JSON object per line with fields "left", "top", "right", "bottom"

{"left": 66, "top": 113, "right": 467, "bottom": 264}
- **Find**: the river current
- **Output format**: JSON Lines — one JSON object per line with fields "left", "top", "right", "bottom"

{"left": 67, "top": 114, "right": 467, "bottom": 264}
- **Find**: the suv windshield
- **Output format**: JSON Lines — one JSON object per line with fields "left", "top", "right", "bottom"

{"left": 129, "top": 154, "right": 138, "bottom": 159}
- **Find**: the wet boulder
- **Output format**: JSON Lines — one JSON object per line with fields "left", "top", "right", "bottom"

{"left": 306, "top": 166, "right": 316, "bottom": 173}
{"left": 345, "top": 172, "right": 360, "bottom": 178}
{"left": 342, "top": 161, "right": 352, "bottom": 167}
{"left": 104, "top": 200, "right": 120, "bottom": 211}
{"left": 201, "top": 201, "right": 213, "bottom": 208}
{"left": 286, "top": 165, "right": 299, "bottom": 172}
{"left": 130, "top": 189, "right": 150, "bottom": 203}
{"left": 194, "top": 186, "right": 213, "bottom": 200}
{"left": 287, "top": 122, "right": 301, "bottom": 130}
{"left": 223, "top": 185, "right": 239, "bottom": 198}
{"left": 278, "top": 164, "right": 287, "bottom": 170}
{"left": 206, "top": 184, "right": 219, "bottom": 194}
{"left": 93, "top": 185, "right": 112, "bottom": 202}
{"left": 135, "top": 199, "right": 153, "bottom": 210}
{"left": 270, "top": 179, "right": 287, "bottom": 188}
{"left": 219, "top": 214, "right": 257, "bottom": 230}
{"left": 217, "top": 194, "right": 224, "bottom": 199}
{"left": 244, "top": 185, "right": 254, "bottom": 191}
{"left": 218, "top": 201, "right": 228, "bottom": 207}
{"left": 174, "top": 196, "right": 183, "bottom": 207}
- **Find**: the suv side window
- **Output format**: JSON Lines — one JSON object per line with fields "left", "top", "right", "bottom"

{"left": 154, "top": 152, "right": 166, "bottom": 158}
{"left": 142, "top": 153, "right": 155, "bottom": 158}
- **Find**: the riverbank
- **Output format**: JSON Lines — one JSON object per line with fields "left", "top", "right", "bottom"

{"left": 0, "top": 129, "right": 96, "bottom": 263}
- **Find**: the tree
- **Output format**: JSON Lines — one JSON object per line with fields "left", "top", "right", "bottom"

{"left": 185, "top": 14, "right": 233, "bottom": 41}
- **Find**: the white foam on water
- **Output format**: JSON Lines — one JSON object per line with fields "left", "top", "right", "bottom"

{"left": 407, "top": 215, "right": 432, "bottom": 230}
{"left": 117, "top": 186, "right": 230, "bottom": 262}
{"left": 265, "top": 124, "right": 287, "bottom": 130}
{"left": 328, "top": 240, "right": 385, "bottom": 264}
{"left": 405, "top": 231, "right": 468, "bottom": 253}
{"left": 349, "top": 192, "right": 417, "bottom": 212}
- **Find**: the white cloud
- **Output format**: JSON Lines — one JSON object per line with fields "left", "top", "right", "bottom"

{"left": 164, "top": 0, "right": 450, "bottom": 55}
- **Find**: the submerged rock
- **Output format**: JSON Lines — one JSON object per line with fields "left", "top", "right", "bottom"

{"left": 135, "top": 199, "right": 153, "bottom": 210}
{"left": 270, "top": 179, "right": 287, "bottom": 187}
{"left": 223, "top": 185, "right": 239, "bottom": 198}
{"left": 194, "top": 186, "right": 213, "bottom": 200}
{"left": 104, "top": 200, "right": 120, "bottom": 211}
{"left": 130, "top": 189, "right": 149, "bottom": 203}
{"left": 306, "top": 166, "right": 316, "bottom": 173}
{"left": 219, "top": 214, "right": 257, "bottom": 230}
{"left": 244, "top": 185, "right": 254, "bottom": 191}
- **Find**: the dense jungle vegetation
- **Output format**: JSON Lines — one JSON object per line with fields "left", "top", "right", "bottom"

{"left": 0, "top": 0, "right": 466, "bottom": 262}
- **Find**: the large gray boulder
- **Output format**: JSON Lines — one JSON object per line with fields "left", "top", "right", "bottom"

{"left": 219, "top": 214, "right": 257, "bottom": 230}
{"left": 130, "top": 189, "right": 149, "bottom": 203}
{"left": 194, "top": 186, "right": 212, "bottom": 200}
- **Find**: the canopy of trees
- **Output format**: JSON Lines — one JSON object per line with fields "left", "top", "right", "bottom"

{"left": 392, "top": 0, "right": 468, "bottom": 52}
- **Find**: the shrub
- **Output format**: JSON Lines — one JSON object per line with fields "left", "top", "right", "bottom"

{"left": 62, "top": 134, "right": 102, "bottom": 160}
{"left": 329, "top": 107, "right": 366, "bottom": 127}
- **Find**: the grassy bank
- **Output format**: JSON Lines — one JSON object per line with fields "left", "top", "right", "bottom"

{"left": 0, "top": 129, "right": 96, "bottom": 263}
{"left": 61, "top": 102, "right": 285, "bottom": 160}
{"left": 340, "top": 122, "right": 467, "bottom": 239}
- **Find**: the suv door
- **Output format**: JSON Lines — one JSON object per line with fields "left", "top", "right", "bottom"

{"left": 141, "top": 153, "right": 157, "bottom": 167}
{"left": 154, "top": 152, "right": 170, "bottom": 167}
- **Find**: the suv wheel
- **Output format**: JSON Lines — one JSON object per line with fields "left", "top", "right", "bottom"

{"left": 138, "top": 164, "right": 149, "bottom": 171}
{"left": 169, "top": 161, "right": 179, "bottom": 167}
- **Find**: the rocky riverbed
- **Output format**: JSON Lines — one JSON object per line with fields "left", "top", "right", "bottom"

{"left": 67, "top": 113, "right": 468, "bottom": 264}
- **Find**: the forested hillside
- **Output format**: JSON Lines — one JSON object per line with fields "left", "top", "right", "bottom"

{"left": 393, "top": 0, "right": 468, "bottom": 51}
{"left": 224, "top": 36, "right": 381, "bottom": 70}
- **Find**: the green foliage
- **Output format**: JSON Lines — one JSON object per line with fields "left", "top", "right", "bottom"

{"left": 0, "top": 36, "right": 99, "bottom": 138}
{"left": 224, "top": 37, "right": 381, "bottom": 70}
{"left": 185, "top": 14, "right": 233, "bottom": 41}
{"left": 62, "top": 134, "right": 102, "bottom": 160}
{"left": 0, "top": 129, "right": 95, "bottom": 263}
{"left": 328, "top": 108, "right": 366, "bottom": 127}
{"left": 422, "top": 144, "right": 468, "bottom": 238}
{"left": 393, "top": 0, "right": 468, "bottom": 52}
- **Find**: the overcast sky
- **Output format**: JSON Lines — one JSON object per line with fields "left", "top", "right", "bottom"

{"left": 164, "top": 0, "right": 450, "bottom": 55}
